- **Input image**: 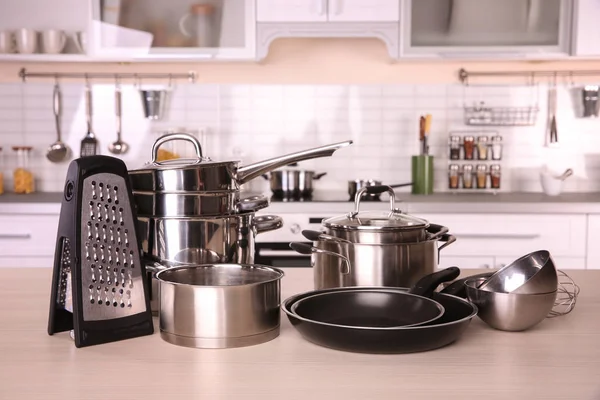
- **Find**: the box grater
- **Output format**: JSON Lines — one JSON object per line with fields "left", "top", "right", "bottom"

{"left": 48, "top": 155, "right": 154, "bottom": 347}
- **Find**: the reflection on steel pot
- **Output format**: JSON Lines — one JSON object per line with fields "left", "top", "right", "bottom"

{"left": 153, "top": 263, "right": 284, "bottom": 348}
{"left": 263, "top": 169, "right": 326, "bottom": 200}
{"left": 128, "top": 133, "right": 352, "bottom": 193}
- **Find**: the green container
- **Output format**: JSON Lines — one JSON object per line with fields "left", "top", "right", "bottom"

{"left": 411, "top": 155, "right": 434, "bottom": 195}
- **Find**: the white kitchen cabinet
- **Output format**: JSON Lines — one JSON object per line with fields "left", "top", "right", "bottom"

{"left": 586, "top": 215, "right": 600, "bottom": 269}
{"left": 421, "top": 213, "right": 588, "bottom": 269}
{"left": 402, "top": 0, "right": 573, "bottom": 58}
{"left": 438, "top": 256, "right": 495, "bottom": 270}
{"left": 0, "top": 214, "right": 60, "bottom": 268}
{"left": 257, "top": 0, "right": 327, "bottom": 22}
{"left": 256, "top": 0, "right": 399, "bottom": 22}
{"left": 571, "top": 0, "right": 600, "bottom": 57}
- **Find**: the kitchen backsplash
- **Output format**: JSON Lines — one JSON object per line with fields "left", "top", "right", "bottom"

{"left": 0, "top": 81, "right": 599, "bottom": 194}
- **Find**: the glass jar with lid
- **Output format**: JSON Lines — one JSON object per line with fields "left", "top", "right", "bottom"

{"left": 490, "top": 164, "right": 501, "bottom": 189}
{"left": 449, "top": 136, "right": 461, "bottom": 160}
{"left": 463, "top": 136, "right": 475, "bottom": 160}
{"left": 477, "top": 136, "right": 489, "bottom": 160}
{"left": 462, "top": 164, "right": 474, "bottom": 189}
{"left": 476, "top": 164, "right": 488, "bottom": 189}
{"left": 491, "top": 135, "right": 503, "bottom": 160}
{"left": 13, "top": 146, "right": 35, "bottom": 194}
{"left": 448, "top": 164, "right": 460, "bottom": 189}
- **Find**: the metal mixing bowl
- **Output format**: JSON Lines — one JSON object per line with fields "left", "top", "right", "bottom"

{"left": 465, "top": 277, "right": 557, "bottom": 332}
{"left": 477, "top": 250, "right": 558, "bottom": 294}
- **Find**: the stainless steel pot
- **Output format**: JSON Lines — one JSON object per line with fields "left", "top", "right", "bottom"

{"left": 347, "top": 180, "right": 412, "bottom": 200}
{"left": 311, "top": 235, "right": 456, "bottom": 290}
{"left": 139, "top": 211, "right": 282, "bottom": 313}
{"left": 262, "top": 169, "right": 326, "bottom": 200}
{"left": 150, "top": 263, "right": 284, "bottom": 349}
{"left": 133, "top": 192, "right": 269, "bottom": 218}
{"left": 128, "top": 133, "right": 352, "bottom": 193}
{"left": 322, "top": 185, "right": 447, "bottom": 244}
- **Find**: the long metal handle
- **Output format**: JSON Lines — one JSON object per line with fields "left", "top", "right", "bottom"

{"left": 53, "top": 83, "right": 62, "bottom": 141}
{"left": 151, "top": 132, "right": 203, "bottom": 163}
{"left": 453, "top": 233, "right": 540, "bottom": 239}
{"left": 236, "top": 140, "right": 352, "bottom": 185}
{"left": 254, "top": 215, "right": 283, "bottom": 234}
{"left": 115, "top": 84, "right": 122, "bottom": 141}
{"left": 0, "top": 233, "right": 32, "bottom": 239}
{"left": 85, "top": 82, "right": 92, "bottom": 132}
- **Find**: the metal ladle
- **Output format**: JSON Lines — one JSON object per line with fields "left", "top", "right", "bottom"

{"left": 109, "top": 78, "right": 129, "bottom": 155}
{"left": 46, "top": 81, "right": 71, "bottom": 163}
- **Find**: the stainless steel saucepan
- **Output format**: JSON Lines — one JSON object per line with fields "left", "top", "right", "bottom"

{"left": 148, "top": 262, "right": 284, "bottom": 349}
{"left": 128, "top": 133, "right": 352, "bottom": 193}
{"left": 262, "top": 169, "right": 327, "bottom": 200}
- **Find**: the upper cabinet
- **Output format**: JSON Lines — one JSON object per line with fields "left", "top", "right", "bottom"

{"left": 571, "top": 0, "right": 600, "bottom": 57}
{"left": 90, "top": 0, "right": 256, "bottom": 60}
{"left": 256, "top": 0, "right": 400, "bottom": 23}
{"left": 401, "top": 0, "right": 573, "bottom": 58}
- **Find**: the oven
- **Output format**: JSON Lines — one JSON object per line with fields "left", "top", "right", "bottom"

{"left": 253, "top": 213, "right": 331, "bottom": 268}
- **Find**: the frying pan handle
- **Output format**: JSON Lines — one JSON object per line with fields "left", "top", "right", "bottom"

{"left": 440, "top": 272, "right": 495, "bottom": 298}
{"left": 350, "top": 185, "right": 397, "bottom": 217}
{"left": 409, "top": 266, "right": 460, "bottom": 298}
{"left": 313, "top": 172, "right": 327, "bottom": 180}
{"left": 289, "top": 242, "right": 351, "bottom": 274}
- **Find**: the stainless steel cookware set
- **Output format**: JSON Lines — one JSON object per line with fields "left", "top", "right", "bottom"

{"left": 129, "top": 132, "right": 353, "bottom": 347}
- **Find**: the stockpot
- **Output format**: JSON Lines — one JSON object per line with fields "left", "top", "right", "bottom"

{"left": 128, "top": 132, "right": 352, "bottom": 194}
{"left": 149, "top": 263, "right": 284, "bottom": 349}
{"left": 321, "top": 185, "right": 449, "bottom": 244}
{"left": 307, "top": 234, "right": 456, "bottom": 290}
{"left": 138, "top": 211, "right": 283, "bottom": 313}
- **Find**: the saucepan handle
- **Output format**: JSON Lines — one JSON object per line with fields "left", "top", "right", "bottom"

{"left": 255, "top": 215, "right": 283, "bottom": 234}
{"left": 427, "top": 224, "right": 449, "bottom": 241}
{"left": 290, "top": 242, "right": 351, "bottom": 274}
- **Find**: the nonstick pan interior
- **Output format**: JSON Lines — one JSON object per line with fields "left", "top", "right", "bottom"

{"left": 290, "top": 289, "right": 445, "bottom": 329}
{"left": 282, "top": 286, "right": 478, "bottom": 354}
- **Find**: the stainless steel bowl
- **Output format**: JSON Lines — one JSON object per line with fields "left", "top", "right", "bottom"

{"left": 477, "top": 250, "right": 558, "bottom": 294}
{"left": 465, "top": 277, "right": 557, "bottom": 332}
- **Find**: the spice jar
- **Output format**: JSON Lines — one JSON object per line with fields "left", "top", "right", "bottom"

{"left": 477, "top": 136, "right": 489, "bottom": 160}
{"left": 0, "top": 147, "right": 4, "bottom": 195}
{"left": 476, "top": 164, "right": 488, "bottom": 189}
{"left": 463, "top": 136, "right": 475, "bottom": 160}
{"left": 490, "top": 164, "right": 501, "bottom": 189}
{"left": 491, "top": 135, "right": 503, "bottom": 160}
{"left": 449, "top": 136, "right": 461, "bottom": 160}
{"left": 448, "top": 164, "right": 460, "bottom": 189}
{"left": 13, "top": 146, "right": 35, "bottom": 194}
{"left": 462, "top": 164, "right": 474, "bottom": 189}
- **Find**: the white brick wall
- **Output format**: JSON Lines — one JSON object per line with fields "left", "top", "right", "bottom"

{"left": 0, "top": 81, "right": 599, "bottom": 195}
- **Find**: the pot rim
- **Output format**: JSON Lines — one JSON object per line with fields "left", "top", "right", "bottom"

{"left": 314, "top": 236, "right": 450, "bottom": 246}
{"left": 154, "top": 263, "right": 285, "bottom": 288}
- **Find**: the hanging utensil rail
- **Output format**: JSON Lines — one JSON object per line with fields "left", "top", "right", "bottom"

{"left": 18, "top": 68, "right": 197, "bottom": 83}
{"left": 459, "top": 68, "right": 600, "bottom": 85}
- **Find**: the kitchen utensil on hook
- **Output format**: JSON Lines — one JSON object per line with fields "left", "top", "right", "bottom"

{"left": 547, "top": 76, "right": 558, "bottom": 147}
{"left": 80, "top": 76, "right": 98, "bottom": 156}
{"left": 109, "top": 77, "right": 129, "bottom": 155}
{"left": 46, "top": 79, "right": 71, "bottom": 163}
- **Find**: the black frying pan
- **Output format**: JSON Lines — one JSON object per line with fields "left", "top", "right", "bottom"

{"left": 290, "top": 268, "right": 460, "bottom": 329}
{"left": 282, "top": 269, "right": 478, "bottom": 354}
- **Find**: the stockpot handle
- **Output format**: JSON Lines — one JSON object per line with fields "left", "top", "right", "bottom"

{"left": 437, "top": 234, "right": 456, "bottom": 264}
{"left": 289, "top": 242, "right": 351, "bottom": 274}
{"left": 350, "top": 185, "right": 397, "bottom": 217}
{"left": 255, "top": 215, "right": 283, "bottom": 234}
{"left": 151, "top": 132, "right": 203, "bottom": 163}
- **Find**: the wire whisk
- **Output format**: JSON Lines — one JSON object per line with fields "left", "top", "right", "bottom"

{"left": 547, "top": 269, "right": 580, "bottom": 318}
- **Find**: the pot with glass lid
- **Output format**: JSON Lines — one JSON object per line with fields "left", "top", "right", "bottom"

{"left": 290, "top": 186, "right": 457, "bottom": 290}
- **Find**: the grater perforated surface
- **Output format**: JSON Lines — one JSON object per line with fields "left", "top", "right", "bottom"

{"left": 57, "top": 237, "right": 73, "bottom": 313}
{"left": 80, "top": 174, "right": 147, "bottom": 321}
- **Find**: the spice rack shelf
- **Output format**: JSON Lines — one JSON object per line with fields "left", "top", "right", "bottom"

{"left": 447, "top": 130, "right": 504, "bottom": 194}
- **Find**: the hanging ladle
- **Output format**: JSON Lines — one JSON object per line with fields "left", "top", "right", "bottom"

{"left": 109, "top": 76, "right": 129, "bottom": 155}
{"left": 46, "top": 78, "right": 71, "bottom": 163}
